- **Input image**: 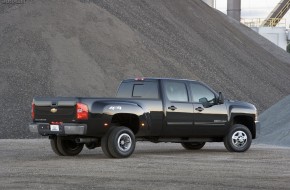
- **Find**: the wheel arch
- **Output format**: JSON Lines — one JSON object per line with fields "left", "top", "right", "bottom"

{"left": 232, "top": 115, "right": 256, "bottom": 139}
{"left": 100, "top": 102, "right": 147, "bottom": 135}
{"left": 111, "top": 113, "right": 140, "bottom": 134}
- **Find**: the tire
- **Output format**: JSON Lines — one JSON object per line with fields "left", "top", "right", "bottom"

{"left": 181, "top": 142, "right": 206, "bottom": 150}
{"left": 56, "top": 136, "right": 84, "bottom": 156}
{"left": 50, "top": 137, "right": 64, "bottom": 156}
{"left": 108, "top": 127, "right": 136, "bottom": 158}
{"left": 224, "top": 124, "right": 252, "bottom": 152}
{"left": 101, "top": 128, "right": 115, "bottom": 158}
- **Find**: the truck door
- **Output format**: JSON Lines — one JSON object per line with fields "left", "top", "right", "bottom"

{"left": 189, "top": 82, "right": 228, "bottom": 137}
{"left": 162, "top": 80, "right": 194, "bottom": 136}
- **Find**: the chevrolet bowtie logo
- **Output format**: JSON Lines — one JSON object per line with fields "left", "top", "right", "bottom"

{"left": 50, "top": 108, "right": 57, "bottom": 113}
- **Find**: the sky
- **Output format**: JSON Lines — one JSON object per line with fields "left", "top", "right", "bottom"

{"left": 214, "top": 0, "right": 290, "bottom": 28}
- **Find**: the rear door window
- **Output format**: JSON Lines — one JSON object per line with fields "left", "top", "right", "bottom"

{"left": 164, "top": 81, "right": 188, "bottom": 102}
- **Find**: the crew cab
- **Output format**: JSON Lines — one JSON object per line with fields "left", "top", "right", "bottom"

{"left": 29, "top": 78, "right": 260, "bottom": 158}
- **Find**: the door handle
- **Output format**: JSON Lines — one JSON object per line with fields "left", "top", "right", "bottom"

{"left": 168, "top": 105, "right": 177, "bottom": 111}
{"left": 195, "top": 107, "right": 204, "bottom": 112}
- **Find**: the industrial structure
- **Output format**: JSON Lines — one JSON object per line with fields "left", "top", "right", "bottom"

{"left": 261, "top": 0, "right": 290, "bottom": 27}
{"left": 203, "top": 0, "right": 290, "bottom": 51}
{"left": 227, "top": 0, "right": 241, "bottom": 22}
{"left": 256, "top": 0, "right": 290, "bottom": 50}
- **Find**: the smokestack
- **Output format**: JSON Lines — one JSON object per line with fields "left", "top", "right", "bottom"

{"left": 227, "top": 0, "right": 241, "bottom": 21}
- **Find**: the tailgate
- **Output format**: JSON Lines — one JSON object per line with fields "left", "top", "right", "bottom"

{"left": 33, "top": 97, "right": 77, "bottom": 123}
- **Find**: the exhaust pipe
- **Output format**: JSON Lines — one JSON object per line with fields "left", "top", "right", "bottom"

{"left": 75, "top": 138, "right": 98, "bottom": 144}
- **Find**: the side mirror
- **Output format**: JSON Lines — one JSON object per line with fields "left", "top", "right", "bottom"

{"left": 218, "top": 92, "right": 224, "bottom": 104}
{"left": 199, "top": 97, "right": 210, "bottom": 108}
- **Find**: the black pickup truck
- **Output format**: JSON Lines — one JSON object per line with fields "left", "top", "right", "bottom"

{"left": 29, "top": 78, "right": 260, "bottom": 158}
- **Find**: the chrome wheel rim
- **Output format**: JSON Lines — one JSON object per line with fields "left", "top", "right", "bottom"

{"left": 117, "top": 133, "right": 132, "bottom": 152}
{"left": 232, "top": 131, "right": 247, "bottom": 148}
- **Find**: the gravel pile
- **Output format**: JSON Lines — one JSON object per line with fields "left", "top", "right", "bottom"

{"left": 256, "top": 95, "right": 290, "bottom": 147}
{"left": 0, "top": 0, "right": 290, "bottom": 138}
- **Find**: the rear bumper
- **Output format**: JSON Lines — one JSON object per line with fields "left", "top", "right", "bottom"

{"left": 255, "top": 121, "right": 260, "bottom": 139}
{"left": 29, "top": 123, "right": 87, "bottom": 136}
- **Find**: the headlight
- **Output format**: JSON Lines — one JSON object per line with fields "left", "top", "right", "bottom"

{"left": 255, "top": 109, "right": 258, "bottom": 121}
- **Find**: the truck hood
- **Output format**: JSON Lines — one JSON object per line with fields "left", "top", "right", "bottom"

{"left": 225, "top": 99, "right": 257, "bottom": 110}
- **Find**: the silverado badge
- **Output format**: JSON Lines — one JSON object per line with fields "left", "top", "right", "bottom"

{"left": 50, "top": 108, "right": 57, "bottom": 113}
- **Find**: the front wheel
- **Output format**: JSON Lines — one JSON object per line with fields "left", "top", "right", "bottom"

{"left": 56, "top": 137, "right": 84, "bottom": 156}
{"left": 224, "top": 124, "right": 252, "bottom": 152}
{"left": 181, "top": 142, "right": 206, "bottom": 150}
{"left": 108, "top": 127, "right": 136, "bottom": 158}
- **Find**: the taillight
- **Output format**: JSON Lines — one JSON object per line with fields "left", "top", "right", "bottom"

{"left": 76, "top": 103, "right": 89, "bottom": 120}
{"left": 32, "top": 103, "right": 35, "bottom": 120}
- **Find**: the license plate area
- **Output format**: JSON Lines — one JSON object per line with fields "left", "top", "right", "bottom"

{"left": 50, "top": 125, "right": 60, "bottom": 131}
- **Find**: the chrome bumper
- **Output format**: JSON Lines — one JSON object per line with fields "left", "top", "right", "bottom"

{"left": 29, "top": 123, "right": 87, "bottom": 136}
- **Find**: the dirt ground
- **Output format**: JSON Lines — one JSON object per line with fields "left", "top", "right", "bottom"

{"left": 0, "top": 139, "right": 289, "bottom": 190}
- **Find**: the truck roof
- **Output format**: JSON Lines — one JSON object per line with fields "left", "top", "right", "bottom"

{"left": 121, "top": 78, "right": 218, "bottom": 96}
{"left": 123, "top": 77, "right": 199, "bottom": 83}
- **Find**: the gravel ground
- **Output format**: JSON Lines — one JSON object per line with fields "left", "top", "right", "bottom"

{"left": 1, "top": 0, "right": 290, "bottom": 138}
{"left": 0, "top": 139, "right": 290, "bottom": 190}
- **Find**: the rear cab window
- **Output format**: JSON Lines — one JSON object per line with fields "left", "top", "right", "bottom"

{"left": 117, "top": 80, "right": 159, "bottom": 99}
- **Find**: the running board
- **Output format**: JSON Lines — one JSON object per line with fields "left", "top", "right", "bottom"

{"left": 137, "top": 138, "right": 223, "bottom": 143}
